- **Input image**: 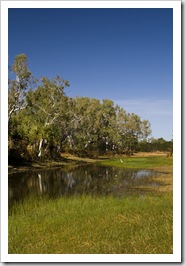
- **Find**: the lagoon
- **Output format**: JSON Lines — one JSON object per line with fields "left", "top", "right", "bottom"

{"left": 9, "top": 164, "right": 161, "bottom": 208}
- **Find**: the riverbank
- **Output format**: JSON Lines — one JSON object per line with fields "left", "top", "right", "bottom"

{"left": 8, "top": 151, "right": 170, "bottom": 174}
{"left": 8, "top": 153, "right": 173, "bottom": 254}
{"left": 97, "top": 154, "right": 173, "bottom": 193}
{"left": 58, "top": 152, "right": 173, "bottom": 189}
{"left": 8, "top": 157, "right": 97, "bottom": 174}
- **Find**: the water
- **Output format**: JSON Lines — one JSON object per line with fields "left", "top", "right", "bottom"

{"left": 9, "top": 164, "right": 161, "bottom": 208}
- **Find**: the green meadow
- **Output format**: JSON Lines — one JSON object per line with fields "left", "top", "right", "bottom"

{"left": 97, "top": 155, "right": 173, "bottom": 169}
{"left": 8, "top": 155, "right": 173, "bottom": 254}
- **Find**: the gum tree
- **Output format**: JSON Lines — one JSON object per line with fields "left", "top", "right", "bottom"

{"left": 8, "top": 54, "right": 32, "bottom": 122}
{"left": 26, "top": 76, "right": 69, "bottom": 158}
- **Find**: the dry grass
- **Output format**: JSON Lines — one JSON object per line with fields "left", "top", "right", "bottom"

{"left": 133, "top": 151, "right": 168, "bottom": 157}
{"left": 60, "top": 152, "right": 97, "bottom": 163}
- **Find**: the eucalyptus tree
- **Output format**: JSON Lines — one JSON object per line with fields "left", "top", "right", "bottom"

{"left": 8, "top": 54, "right": 33, "bottom": 122}
{"left": 115, "top": 107, "right": 151, "bottom": 153}
{"left": 8, "top": 53, "right": 36, "bottom": 156}
{"left": 63, "top": 97, "right": 102, "bottom": 152}
{"left": 62, "top": 97, "right": 117, "bottom": 155}
{"left": 26, "top": 76, "right": 69, "bottom": 158}
{"left": 96, "top": 99, "right": 117, "bottom": 152}
{"left": 8, "top": 53, "right": 153, "bottom": 161}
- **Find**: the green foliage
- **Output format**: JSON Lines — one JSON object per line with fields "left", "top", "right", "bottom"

{"left": 8, "top": 54, "right": 155, "bottom": 162}
{"left": 139, "top": 138, "right": 173, "bottom": 152}
{"left": 8, "top": 54, "right": 33, "bottom": 122}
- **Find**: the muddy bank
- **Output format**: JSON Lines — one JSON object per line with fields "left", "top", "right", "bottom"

{"left": 8, "top": 160, "right": 81, "bottom": 174}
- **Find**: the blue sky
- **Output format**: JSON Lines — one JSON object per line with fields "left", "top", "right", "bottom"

{"left": 8, "top": 8, "right": 173, "bottom": 140}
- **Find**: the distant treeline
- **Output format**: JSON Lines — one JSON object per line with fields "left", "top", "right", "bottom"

{"left": 138, "top": 138, "right": 173, "bottom": 153}
{"left": 8, "top": 54, "right": 172, "bottom": 164}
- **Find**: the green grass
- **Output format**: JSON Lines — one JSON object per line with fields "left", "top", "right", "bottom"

{"left": 97, "top": 156, "right": 173, "bottom": 169}
{"left": 9, "top": 155, "right": 173, "bottom": 254}
{"left": 9, "top": 193, "right": 172, "bottom": 254}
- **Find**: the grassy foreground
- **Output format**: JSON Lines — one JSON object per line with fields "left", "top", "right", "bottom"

{"left": 9, "top": 193, "right": 172, "bottom": 254}
{"left": 8, "top": 155, "right": 173, "bottom": 254}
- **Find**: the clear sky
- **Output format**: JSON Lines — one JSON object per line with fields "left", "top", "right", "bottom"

{"left": 8, "top": 8, "right": 173, "bottom": 141}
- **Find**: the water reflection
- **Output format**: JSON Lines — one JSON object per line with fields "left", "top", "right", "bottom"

{"left": 9, "top": 165, "right": 160, "bottom": 208}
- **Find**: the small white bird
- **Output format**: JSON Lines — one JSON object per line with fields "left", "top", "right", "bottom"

{"left": 120, "top": 159, "right": 123, "bottom": 163}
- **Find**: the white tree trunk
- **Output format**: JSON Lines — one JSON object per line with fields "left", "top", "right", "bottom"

{"left": 38, "top": 138, "right": 43, "bottom": 157}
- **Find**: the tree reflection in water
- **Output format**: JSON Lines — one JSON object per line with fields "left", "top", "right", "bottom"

{"left": 9, "top": 165, "right": 160, "bottom": 208}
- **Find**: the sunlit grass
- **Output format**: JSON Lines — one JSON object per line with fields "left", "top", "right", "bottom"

{"left": 97, "top": 156, "right": 173, "bottom": 169}
{"left": 9, "top": 155, "right": 173, "bottom": 254}
{"left": 9, "top": 193, "right": 172, "bottom": 254}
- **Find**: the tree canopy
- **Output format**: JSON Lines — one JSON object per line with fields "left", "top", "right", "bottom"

{"left": 9, "top": 54, "right": 170, "bottom": 163}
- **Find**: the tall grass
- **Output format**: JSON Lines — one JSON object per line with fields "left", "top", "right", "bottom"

{"left": 9, "top": 193, "right": 172, "bottom": 254}
{"left": 9, "top": 156, "right": 173, "bottom": 254}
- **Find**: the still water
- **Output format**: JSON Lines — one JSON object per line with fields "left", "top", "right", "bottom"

{"left": 9, "top": 164, "right": 161, "bottom": 208}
